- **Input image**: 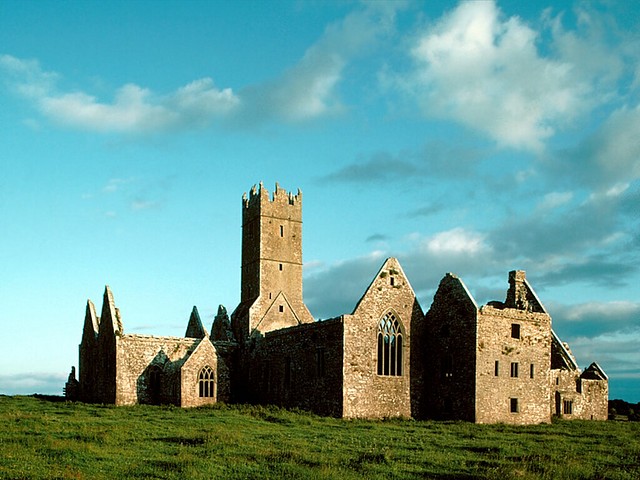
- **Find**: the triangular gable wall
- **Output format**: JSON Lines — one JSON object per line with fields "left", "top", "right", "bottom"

{"left": 82, "top": 299, "right": 99, "bottom": 344}
{"left": 581, "top": 362, "right": 608, "bottom": 381}
{"left": 98, "top": 285, "right": 122, "bottom": 338}
{"left": 185, "top": 306, "right": 207, "bottom": 339}
{"left": 252, "top": 292, "right": 302, "bottom": 335}
{"left": 351, "top": 257, "right": 421, "bottom": 315}
{"left": 180, "top": 337, "right": 219, "bottom": 407}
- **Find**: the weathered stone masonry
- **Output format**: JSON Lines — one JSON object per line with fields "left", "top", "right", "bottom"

{"left": 68, "top": 182, "right": 608, "bottom": 422}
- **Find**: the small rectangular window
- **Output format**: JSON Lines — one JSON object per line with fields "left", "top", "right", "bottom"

{"left": 510, "top": 398, "right": 519, "bottom": 413}
{"left": 279, "top": 263, "right": 283, "bottom": 271}
{"left": 280, "top": 225, "right": 284, "bottom": 237}
{"left": 511, "top": 323, "right": 521, "bottom": 339}
{"left": 530, "top": 363, "right": 535, "bottom": 379}
{"left": 390, "top": 276, "right": 395, "bottom": 286}
{"left": 510, "top": 362, "right": 519, "bottom": 378}
{"left": 494, "top": 360, "right": 499, "bottom": 376}
{"left": 279, "top": 305, "right": 284, "bottom": 313}
{"left": 563, "top": 399, "right": 573, "bottom": 415}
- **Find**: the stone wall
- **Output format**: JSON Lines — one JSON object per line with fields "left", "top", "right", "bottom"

{"left": 475, "top": 305, "right": 552, "bottom": 424}
{"left": 423, "top": 273, "right": 478, "bottom": 421}
{"left": 342, "top": 258, "right": 422, "bottom": 419}
{"left": 245, "top": 318, "right": 344, "bottom": 416}
{"left": 115, "top": 334, "right": 198, "bottom": 406}
{"left": 551, "top": 369, "right": 608, "bottom": 420}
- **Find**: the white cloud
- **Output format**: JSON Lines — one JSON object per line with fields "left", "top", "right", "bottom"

{"left": 426, "top": 227, "right": 488, "bottom": 255}
{"left": 0, "top": 54, "right": 238, "bottom": 134}
{"left": 408, "top": 1, "right": 592, "bottom": 151}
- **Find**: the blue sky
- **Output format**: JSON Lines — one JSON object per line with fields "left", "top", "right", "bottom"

{"left": 1, "top": 0, "right": 639, "bottom": 402}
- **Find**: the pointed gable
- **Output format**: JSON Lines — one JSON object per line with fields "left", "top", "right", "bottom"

{"left": 81, "top": 299, "right": 99, "bottom": 344}
{"left": 581, "top": 362, "right": 608, "bottom": 381}
{"left": 252, "top": 292, "right": 302, "bottom": 335}
{"left": 429, "top": 272, "right": 478, "bottom": 318}
{"left": 211, "top": 305, "right": 234, "bottom": 342}
{"left": 98, "top": 285, "right": 122, "bottom": 337}
{"left": 352, "top": 257, "right": 420, "bottom": 315}
{"left": 185, "top": 306, "right": 207, "bottom": 339}
{"left": 180, "top": 337, "right": 219, "bottom": 407}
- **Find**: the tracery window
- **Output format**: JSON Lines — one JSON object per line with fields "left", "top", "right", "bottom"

{"left": 377, "top": 312, "right": 403, "bottom": 376}
{"left": 198, "top": 365, "right": 215, "bottom": 398}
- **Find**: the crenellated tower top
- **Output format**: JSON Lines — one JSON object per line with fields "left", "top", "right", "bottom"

{"left": 242, "top": 182, "right": 302, "bottom": 222}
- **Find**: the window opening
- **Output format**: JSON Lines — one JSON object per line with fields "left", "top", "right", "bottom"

{"left": 510, "top": 362, "right": 519, "bottom": 378}
{"left": 390, "top": 276, "right": 395, "bottom": 286}
{"left": 280, "top": 225, "right": 284, "bottom": 237}
{"left": 377, "top": 312, "right": 403, "bottom": 376}
{"left": 198, "top": 365, "right": 215, "bottom": 398}
{"left": 279, "top": 263, "right": 283, "bottom": 271}
{"left": 494, "top": 360, "right": 499, "bottom": 376}
{"left": 530, "top": 363, "right": 535, "bottom": 379}
{"left": 279, "top": 305, "right": 284, "bottom": 313}
{"left": 563, "top": 399, "right": 573, "bottom": 415}
{"left": 511, "top": 323, "right": 521, "bottom": 339}
{"left": 510, "top": 398, "right": 519, "bottom": 413}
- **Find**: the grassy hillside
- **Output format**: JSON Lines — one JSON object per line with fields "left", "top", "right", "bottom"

{"left": 1, "top": 395, "right": 639, "bottom": 479}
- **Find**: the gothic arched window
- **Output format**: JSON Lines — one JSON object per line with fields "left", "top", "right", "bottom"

{"left": 377, "top": 312, "right": 403, "bottom": 376}
{"left": 198, "top": 365, "right": 215, "bottom": 398}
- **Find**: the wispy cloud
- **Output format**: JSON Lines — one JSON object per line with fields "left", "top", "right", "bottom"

{"left": 0, "top": 4, "right": 399, "bottom": 135}
{"left": 0, "top": 54, "right": 239, "bottom": 134}
{"left": 320, "top": 141, "right": 482, "bottom": 185}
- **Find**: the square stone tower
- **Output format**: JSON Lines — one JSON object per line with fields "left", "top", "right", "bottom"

{"left": 232, "top": 183, "right": 313, "bottom": 339}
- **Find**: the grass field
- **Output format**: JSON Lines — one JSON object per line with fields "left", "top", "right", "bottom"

{"left": 1, "top": 395, "right": 639, "bottom": 479}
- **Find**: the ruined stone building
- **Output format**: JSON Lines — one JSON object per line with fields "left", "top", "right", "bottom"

{"left": 67, "top": 183, "right": 608, "bottom": 423}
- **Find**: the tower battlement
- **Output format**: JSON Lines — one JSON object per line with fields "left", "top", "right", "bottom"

{"left": 242, "top": 182, "right": 302, "bottom": 220}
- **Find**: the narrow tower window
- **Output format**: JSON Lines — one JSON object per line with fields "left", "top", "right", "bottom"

{"left": 530, "top": 363, "right": 535, "bottom": 379}
{"left": 280, "top": 225, "right": 284, "bottom": 237}
{"left": 494, "top": 360, "right": 499, "bottom": 376}
{"left": 510, "top": 362, "right": 519, "bottom": 378}
{"left": 510, "top": 398, "right": 519, "bottom": 413}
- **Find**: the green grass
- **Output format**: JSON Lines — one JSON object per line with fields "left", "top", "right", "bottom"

{"left": 1, "top": 395, "right": 639, "bottom": 479}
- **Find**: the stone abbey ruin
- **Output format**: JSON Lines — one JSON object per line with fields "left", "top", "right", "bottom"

{"left": 66, "top": 183, "right": 608, "bottom": 423}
